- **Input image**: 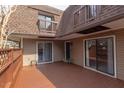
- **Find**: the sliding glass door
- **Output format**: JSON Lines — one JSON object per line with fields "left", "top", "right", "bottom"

{"left": 85, "top": 37, "right": 115, "bottom": 75}
{"left": 38, "top": 42, "right": 52, "bottom": 64}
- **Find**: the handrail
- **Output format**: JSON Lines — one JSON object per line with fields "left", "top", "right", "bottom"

{"left": 0, "top": 48, "right": 23, "bottom": 88}
{"left": 38, "top": 19, "right": 58, "bottom": 32}
{"left": 0, "top": 49, "right": 22, "bottom": 74}
{"left": 39, "top": 19, "right": 58, "bottom": 24}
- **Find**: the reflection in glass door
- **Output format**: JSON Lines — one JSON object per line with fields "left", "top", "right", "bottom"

{"left": 38, "top": 42, "right": 52, "bottom": 64}
{"left": 38, "top": 43, "right": 44, "bottom": 62}
{"left": 85, "top": 37, "right": 115, "bottom": 75}
{"left": 85, "top": 40, "right": 97, "bottom": 69}
{"left": 96, "top": 38, "right": 114, "bottom": 75}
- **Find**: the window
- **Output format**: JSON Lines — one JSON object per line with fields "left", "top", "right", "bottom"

{"left": 38, "top": 15, "right": 53, "bottom": 31}
{"left": 5, "top": 40, "right": 20, "bottom": 49}
{"left": 88, "top": 5, "right": 97, "bottom": 19}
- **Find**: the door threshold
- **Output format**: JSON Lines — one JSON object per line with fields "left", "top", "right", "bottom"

{"left": 84, "top": 66, "right": 116, "bottom": 78}
{"left": 37, "top": 62, "right": 53, "bottom": 65}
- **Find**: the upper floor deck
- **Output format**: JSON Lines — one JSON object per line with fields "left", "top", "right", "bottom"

{"left": 57, "top": 5, "right": 124, "bottom": 37}
{"left": 74, "top": 5, "right": 124, "bottom": 33}
{"left": 6, "top": 5, "right": 63, "bottom": 38}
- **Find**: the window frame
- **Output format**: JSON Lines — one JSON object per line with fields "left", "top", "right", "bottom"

{"left": 38, "top": 14, "right": 53, "bottom": 31}
{"left": 87, "top": 5, "right": 97, "bottom": 20}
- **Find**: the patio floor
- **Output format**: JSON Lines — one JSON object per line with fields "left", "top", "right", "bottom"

{"left": 13, "top": 62, "right": 124, "bottom": 88}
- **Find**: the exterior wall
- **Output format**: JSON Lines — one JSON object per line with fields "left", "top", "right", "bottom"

{"left": 116, "top": 31, "right": 124, "bottom": 80}
{"left": 73, "top": 6, "right": 124, "bottom": 33}
{"left": 23, "top": 39, "right": 36, "bottom": 66}
{"left": 7, "top": 5, "right": 62, "bottom": 36}
{"left": 57, "top": 5, "right": 81, "bottom": 36}
{"left": 57, "top": 5, "right": 124, "bottom": 37}
{"left": 53, "top": 41, "right": 65, "bottom": 62}
{"left": 23, "top": 39, "right": 64, "bottom": 66}
{"left": 28, "top": 5, "right": 63, "bottom": 17}
{"left": 69, "top": 38, "right": 84, "bottom": 66}
{"left": 68, "top": 29, "right": 124, "bottom": 80}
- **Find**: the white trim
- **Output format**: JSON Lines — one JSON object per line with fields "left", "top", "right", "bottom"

{"left": 83, "top": 35, "right": 115, "bottom": 41}
{"left": 83, "top": 39, "right": 86, "bottom": 67}
{"left": 113, "top": 35, "right": 117, "bottom": 78}
{"left": 52, "top": 41, "right": 54, "bottom": 62}
{"left": 83, "top": 35, "right": 117, "bottom": 78}
{"left": 36, "top": 41, "right": 54, "bottom": 64}
{"left": 36, "top": 62, "right": 53, "bottom": 65}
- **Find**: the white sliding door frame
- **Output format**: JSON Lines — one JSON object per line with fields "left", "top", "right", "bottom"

{"left": 83, "top": 35, "right": 117, "bottom": 78}
{"left": 36, "top": 41, "right": 54, "bottom": 64}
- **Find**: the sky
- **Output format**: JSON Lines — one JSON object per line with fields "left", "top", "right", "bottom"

{"left": 0, "top": 0, "right": 124, "bottom": 5}
{"left": 50, "top": 5, "right": 69, "bottom": 10}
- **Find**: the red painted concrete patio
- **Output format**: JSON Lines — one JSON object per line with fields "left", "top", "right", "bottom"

{"left": 13, "top": 62, "right": 124, "bottom": 88}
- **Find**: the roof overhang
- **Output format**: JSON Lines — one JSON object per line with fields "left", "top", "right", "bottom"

{"left": 8, "top": 18, "right": 124, "bottom": 41}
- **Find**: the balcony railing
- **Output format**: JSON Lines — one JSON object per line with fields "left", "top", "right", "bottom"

{"left": 38, "top": 19, "right": 58, "bottom": 33}
{"left": 73, "top": 5, "right": 124, "bottom": 31}
{"left": 0, "top": 49, "right": 22, "bottom": 88}
{"left": 9, "top": 19, "right": 58, "bottom": 37}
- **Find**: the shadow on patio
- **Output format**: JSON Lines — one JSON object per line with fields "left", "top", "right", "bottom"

{"left": 13, "top": 62, "right": 124, "bottom": 88}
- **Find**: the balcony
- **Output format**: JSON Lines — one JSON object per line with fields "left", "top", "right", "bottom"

{"left": 0, "top": 49, "right": 124, "bottom": 88}
{"left": 37, "top": 19, "right": 58, "bottom": 36}
{"left": 11, "top": 20, "right": 58, "bottom": 38}
{"left": 73, "top": 5, "right": 124, "bottom": 33}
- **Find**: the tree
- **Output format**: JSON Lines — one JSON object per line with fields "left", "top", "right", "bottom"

{"left": 0, "top": 5, "right": 17, "bottom": 49}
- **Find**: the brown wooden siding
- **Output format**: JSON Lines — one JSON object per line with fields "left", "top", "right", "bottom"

{"left": 74, "top": 5, "right": 124, "bottom": 32}
{"left": 57, "top": 5, "right": 124, "bottom": 36}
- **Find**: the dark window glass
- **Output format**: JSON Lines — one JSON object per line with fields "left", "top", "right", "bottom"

{"left": 38, "top": 15, "right": 53, "bottom": 31}
{"left": 88, "top": 5, "right": 97, "bottom": 18}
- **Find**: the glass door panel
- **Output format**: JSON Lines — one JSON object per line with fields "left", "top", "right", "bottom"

{"left": 97, "top": 38, "right": 114, "bottom": 75}
{"left": 38, "top": 42, "right": 52, "bottom": 63}
{"left": 44, "top": 43, "right": 52, "bottom": 62}
{"left": 96, "top": 38, "right": 108, "bottom": 73}
{"left": 85, "top": 40, "right": 97, "bottom": 69}
{"left": 38, "top": 43, "right": 44, "bottom": 63}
